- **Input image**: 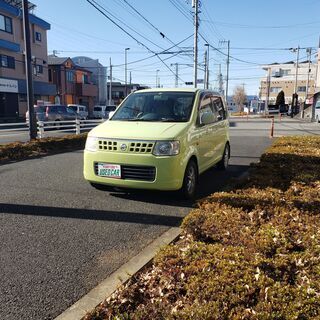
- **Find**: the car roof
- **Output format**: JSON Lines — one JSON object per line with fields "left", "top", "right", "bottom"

{"left": 131, "top": 87, "right": 222, "bottom": 96}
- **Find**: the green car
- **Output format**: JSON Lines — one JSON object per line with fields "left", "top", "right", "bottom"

{"left": 83, "top": 88, "right": 230, "bottom": 199}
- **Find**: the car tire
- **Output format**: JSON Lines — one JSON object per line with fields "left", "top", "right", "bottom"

{"left": 317, "top": 115, "right": 320, "bottom": 123}
{"left": 217, "top": 143, "right": 230, "bottom": 170}
{"left": 180, "top": 159, "right": 198, "bottom": 200}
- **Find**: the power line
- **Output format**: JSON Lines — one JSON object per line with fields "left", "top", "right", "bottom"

{"left": 85, "top": 0, "right": 186, "bottom": 83}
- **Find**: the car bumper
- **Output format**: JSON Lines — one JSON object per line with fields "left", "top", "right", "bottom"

{"left": 83, "top": 150, "right": 186, "bottom": 191}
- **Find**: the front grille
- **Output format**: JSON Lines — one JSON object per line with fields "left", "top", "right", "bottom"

{"left": 97, "top": 139, "right": 154, "bottom": 153}
{"left": 128, "top": 142, "right": 154, "bottom": 153}
{"left": 94, "top": 163, "right": 156, "bottom": 182}
{"left": 98, "top": 139, "right": 118, "bottom": 151}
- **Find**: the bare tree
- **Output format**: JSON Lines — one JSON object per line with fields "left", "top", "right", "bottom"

{"left": 233, "top": 86, "right": 247, "bottom": 112}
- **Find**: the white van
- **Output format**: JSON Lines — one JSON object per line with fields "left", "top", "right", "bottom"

{"left": 93, "top": 105, "right": 116, "bottom": 119}
{"left": 68, "top": 104, "right": 88, "bottom": 120}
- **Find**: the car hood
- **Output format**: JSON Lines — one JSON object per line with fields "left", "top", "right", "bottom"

{"left": 89, "top": 120, "right": 188, "bottom": 140}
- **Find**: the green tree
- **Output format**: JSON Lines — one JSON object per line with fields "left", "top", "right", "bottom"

{"left": 276, "top": 90, "right": 285, "bottom": 107}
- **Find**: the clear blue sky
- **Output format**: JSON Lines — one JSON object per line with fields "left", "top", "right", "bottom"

{"left": 31, "top": 0, "right": 320, "bottom": 95}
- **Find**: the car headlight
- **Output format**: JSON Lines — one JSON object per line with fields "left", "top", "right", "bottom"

{"left": 153, "top": 141, "right": 180, "bottom": 156}
{"left": 85, "top": 136, "right": 98, "bottom": 152}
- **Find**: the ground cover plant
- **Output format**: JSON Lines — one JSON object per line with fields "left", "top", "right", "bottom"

{"left": 0, "top": 133, "right": 87, "bottom": 163}
{"left": 83, "top": 136, "right": 320, "bottom": 320}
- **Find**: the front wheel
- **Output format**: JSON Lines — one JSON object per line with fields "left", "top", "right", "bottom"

{"left": 217, "top": 143, "right": 230, "bottom": 170}
{"left": 316, "top": 115, "right": 320, "bottom": 123}
{"left": 180, "top": 160, "right": 198, "bottom": 200}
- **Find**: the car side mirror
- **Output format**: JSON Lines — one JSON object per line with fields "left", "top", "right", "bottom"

{"left": 200, "top": 112, "right": 214, "bottom": 125}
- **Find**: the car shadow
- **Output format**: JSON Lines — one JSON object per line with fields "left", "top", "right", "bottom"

{"left": 108, "top": 164, "right": 250, "bottom": 206}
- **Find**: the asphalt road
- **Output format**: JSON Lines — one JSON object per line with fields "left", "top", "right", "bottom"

{"left": 1, "top": 117, "right": 317, "bottom": 320}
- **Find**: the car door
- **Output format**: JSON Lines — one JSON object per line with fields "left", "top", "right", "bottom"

{"left": 196, "top": 93, "right": 221, "bottom": 172}
{"left": 210, "top": 95, "right": 228, "bottom": 161}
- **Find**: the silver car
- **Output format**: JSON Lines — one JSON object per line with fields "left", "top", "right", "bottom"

{"left": 26, "top": 105, "right": 78, "bottom": 125}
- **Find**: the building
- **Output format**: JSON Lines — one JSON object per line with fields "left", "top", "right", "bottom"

{"left": 0, "top": 0, "right": 56, "bottom": 120}
{"left": 107, "top": 82, "right": 149, "bottom": 105}
{"left": 259, "top": 60, "right": 317, "bottom": 105}
{"left": 72, "top": 56, "right": 107, "bottom": 106}
{"left": 48, "top": 55, "right": 98, "bottom": 112}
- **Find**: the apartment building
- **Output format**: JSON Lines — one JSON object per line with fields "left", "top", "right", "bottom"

{"left": 259, "top": 60, "right": 317, "bottom": 105}
{"left": 72, "top": 56, "right": 107, "bottom": 106}
{"left": 0, "top": 0, "right": 55, "bottom": 120}
{"left": 48, "top": 55, "right": 98, "bottom": 112}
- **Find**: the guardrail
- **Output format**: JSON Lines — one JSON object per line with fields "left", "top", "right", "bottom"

{"left": 0, "top": 119, "right": 104, "bottom": 139}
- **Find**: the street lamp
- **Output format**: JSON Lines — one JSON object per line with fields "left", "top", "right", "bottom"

{"left": 156, "top": 69, "right": 160, "bottom": 88}
{"left": 204, "top": 43, "right": 210, "bottom": 89}
{"left": 125, "top": 47, "right": 130, "bottom": 97}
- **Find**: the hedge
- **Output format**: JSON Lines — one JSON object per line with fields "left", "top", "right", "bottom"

{"left": 83, "top": 136, "right": 320, "bottom": 320}
{"left": 0, "top": 133, "right": 87, "bottom": 163}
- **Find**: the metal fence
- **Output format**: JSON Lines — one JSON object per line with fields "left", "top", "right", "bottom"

{"left": 0, "top": 119, "right": 104, "bottom": 140}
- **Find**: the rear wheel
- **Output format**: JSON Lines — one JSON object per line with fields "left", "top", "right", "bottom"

{"left": 217, "top": 143, "right": 230, "bottom": 170}
{"left": 180, "top": 159, "right": 198, "bottom": 199}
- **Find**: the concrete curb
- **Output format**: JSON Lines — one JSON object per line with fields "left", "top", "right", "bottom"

{"left": 54, "top": 227, "right": 181, "bottom": 320}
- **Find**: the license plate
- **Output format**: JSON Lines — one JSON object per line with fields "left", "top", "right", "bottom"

{"left": 97, "top": 163, "right": 121, "bottom": 179}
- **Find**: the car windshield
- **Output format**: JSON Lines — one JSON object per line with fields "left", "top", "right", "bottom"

{"left": 111, "top": 92, "right": 195, "bottom": 122}
{"left": 34, "top": 106, "right": 46, "bottom": 113}
{"left": 69, "top": 106, "right": 77, "bottom": 112}
{"left": 106, "top": 106, "right": 116, "bottom": 112}
{"left": 94, "top": 107, "right": 102, "bottom": 111}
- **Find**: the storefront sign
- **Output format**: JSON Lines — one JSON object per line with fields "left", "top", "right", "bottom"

{"left": 0, "top": 78, "right": 18, "bottom": 93}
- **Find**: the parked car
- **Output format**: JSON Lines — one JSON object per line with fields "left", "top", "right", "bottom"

{"left": 26, "top": 105, "right": 78, "bottom": 126}
{"left": 84, "top": 88, "right": 230, "bottom": 199}
{"left": 92, "top": 105, "right": 107, "bottom": 119}
{"left": 92, "top": 105, "right": 116, "bottom": 119}
{"left": 315, "top": 101, "right": 320, "bottom": 123}
{"left": 68, "top": 104, "right": 88, "bottom": 120}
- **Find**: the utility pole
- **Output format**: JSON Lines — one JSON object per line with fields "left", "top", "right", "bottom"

{"left": 22, "top": 0, "right": 36, "bottom": 140}
{"left": 109, "top": 58, "right": 112, "bottom": 105}
{"left": 312, "top": 43, "right": 320, "bottom": 122}
{"left": 192, "top": 0, "right": 199, "bottom": 88}
{"left": 156, "top": 69, "right": 159, "bottom": 88}
{"left": 170, "top": 63, "right": 179, "bottom": 87}
{"left": 203, "top": 49, "right": 207, "bottom": 89}
{"left": 226, "top": 40, "right": 230, "bottom": 101}
{"left": 265, "top": 67, "right": 271, "bottom": 116}
{"left": 292, "top": 46, "right": 300, "bottom": 118}
{"left": 305, "top": 48, "right": 312, "bottom": 105}
{"left": 124, "top": 47, "right": 130, "bottom": 97}
{"left": 218, "top": 64, "right": 223, "bottom": 94}
{"left": 205, "top": 43, "right": 210, "bottom": 89}
{"left": 219, "top": 40, "right": 230, "bottom": 101}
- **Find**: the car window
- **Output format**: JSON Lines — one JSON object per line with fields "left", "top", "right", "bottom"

{"left": 35, "top": 106, "right": 46, "bottom": 113}
{"left": 66, "top": 107, "right": 76, "bottom": 114}
{"left": 69, "top": 106, "right": 77, "bottom": 112}
{"left": 111, "top": 92, "right": 195, "bottom": 122}
{"left": 49, "top": 106, "right": 58, "bottom": 113}
{"left": 198, "top": 94, "right": 216, "bottom": 125}
{"left": 106, "top": 106, "right": 116, "bottom": 112}
{"left": 212, "top": 96, "right": 226, "bottom": 120}
{"left": 94, "top": 107, "right": 102, "bottom": 111}
{"left": 316, "top": 101, "right": 320, "bottom": 109}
